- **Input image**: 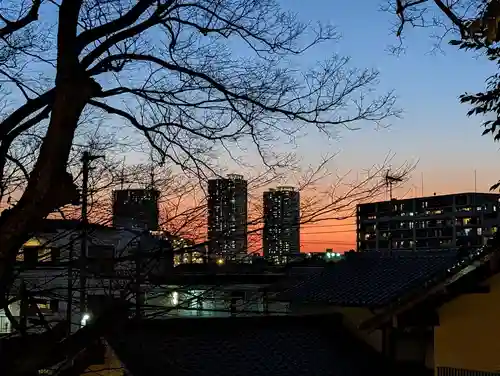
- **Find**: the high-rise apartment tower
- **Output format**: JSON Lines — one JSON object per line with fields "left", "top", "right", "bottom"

{"left": 207, "top": 174, "right": 248, "bottom": 260}
{"left": 112, "top": 189, "right": 160, "bottom": 231}
{"left": 263, "top": 186, "right": 300, "bottom": 264}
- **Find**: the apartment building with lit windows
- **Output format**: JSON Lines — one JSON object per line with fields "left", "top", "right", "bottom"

{"left": 357, "top": 192, "right": 500, "bottom": 252}
{"left": 207, "top": 174, "right": 248, "bottom": 260}
{"left": 263, "top": 186, "right": 300, "bottom": 264}
{"left": 112, "top": 188, "right": 160, "bottom": 231}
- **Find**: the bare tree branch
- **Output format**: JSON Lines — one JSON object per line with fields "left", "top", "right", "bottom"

{"left": 0, "top": 0, "right": 41, "bottom": 39}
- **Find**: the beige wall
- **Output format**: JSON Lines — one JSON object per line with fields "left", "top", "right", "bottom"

{"left": 435, "top": 273, "right": 500, "bottom": 373}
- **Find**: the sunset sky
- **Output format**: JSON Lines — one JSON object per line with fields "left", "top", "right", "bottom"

{"left": 110, "top": 0, "right": 499, "bottom": 253}
{"left": 278, "top": 0, "right": 499, "bottom": 252}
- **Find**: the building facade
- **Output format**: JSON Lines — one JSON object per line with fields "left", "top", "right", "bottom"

{"left": 207, "top": 174, "right": 248, "bottom": 260}
{"left": 357, "top": 192, "right": 500, "bottom": 252}
{"left": 112, "top": 189, "right": 160, "bottom": 231}
{"left": 0, "top": 219, "right": 164, "bottom": 335}
{"left": 263, "top": 186, "right": 300, "bottom": 264}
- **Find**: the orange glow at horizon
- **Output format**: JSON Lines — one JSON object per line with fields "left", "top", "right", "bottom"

{"left": 37, "top": 169, "right": 496, "bottom": 255}
{"left": 301, "top": 218, "right": 356, "bottom": 253}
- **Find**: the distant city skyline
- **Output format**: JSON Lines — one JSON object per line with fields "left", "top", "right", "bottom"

{"left": 34, "top": 0, "right": 499, "bottom": 255}
{"left": 105, "top": 172, "right": 500, "bottom": 254}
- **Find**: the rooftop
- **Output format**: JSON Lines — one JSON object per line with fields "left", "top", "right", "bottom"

{"left": 278, "top": 251, "right": 460, "bottom": 307}
{"left": 357, "top": 191, "right": 500, "bottom": 206}
{"left": 106, "top": 315, "right": 415, "bottom": 376}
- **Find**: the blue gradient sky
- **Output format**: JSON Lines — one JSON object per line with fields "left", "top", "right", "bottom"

{"left": 286, "top": 0, "right": 498, "bottom": 193}
{"left": 85, "top": 1, "right": 498, "bottom": 251}
{"left": 276, "top": 0, "right": 500, "bottom": 250}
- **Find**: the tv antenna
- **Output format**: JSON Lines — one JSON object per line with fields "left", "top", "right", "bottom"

{"left": 148, "top": 151, "right": 156, "bottom": 191}
{"left": 120, "top": 157, "right": 126, "bottom": 190}
{"left": 385, "top": 170, "right": 403, "bottom": 201}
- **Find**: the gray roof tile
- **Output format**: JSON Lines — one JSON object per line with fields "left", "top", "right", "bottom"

{"left": 107, "top": 315, "right": 394, "bottom": 376}
{"left": 278, "top": 251, "right": 459, "bottom": 307}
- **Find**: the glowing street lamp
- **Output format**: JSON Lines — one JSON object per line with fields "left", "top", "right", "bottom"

{"left": 81, "top": 313, "right": 90, "bottom": 327}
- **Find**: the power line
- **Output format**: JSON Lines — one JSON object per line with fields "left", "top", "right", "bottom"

{"left": 301, "top": 229, "right": 355, "bottom": 235}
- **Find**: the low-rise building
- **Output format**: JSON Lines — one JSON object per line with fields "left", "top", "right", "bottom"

{"left": 146, "top": 263, "right": 290, "bottom": 318}
{"left": 357, "top": 192, "right": 500, "bottom": 252}
{"left": 0, "top": 219, "right": 166, "bottom": 334}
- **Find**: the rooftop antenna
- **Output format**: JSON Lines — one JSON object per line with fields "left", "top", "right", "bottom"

{"left": 148, "top": 151, "right": 156, "bottom": 191}
{"left": 421, "top": 172, "right": 424, "bottom": 197}
{"left": 120, "top": 156, "right": 126, "bottom": 190}
{"left": 474, "top": 169, "right": 477, "bottom": 193}
{"left": 385, "top": 169, "right": 403, "bottom": 201}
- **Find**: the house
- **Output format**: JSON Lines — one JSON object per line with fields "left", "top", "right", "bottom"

{"left": 0, "top": 219, "right": 167, "bottom": 334}
{"left": 142, "top": 262, "right": 326, "bottom": 319}
{"left": 358, "top": 247, "right": 500, "bottom": 375}
{"left": 2, "top": 298, "right": 428, "bottom": 376}
{"left": 102, "top": 314, "right": 425, "bottom": 376}
{"left": 145, "top": 265, "right": 290, "bottom": 318}
{"left": 277, "top": 246, "right": 500, "bottom": 375}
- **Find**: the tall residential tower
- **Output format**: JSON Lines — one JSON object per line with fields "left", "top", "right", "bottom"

{"left": 263, "top": 186, "right": 300, "bottom": 264}
{"left": 207, "top": 174, "right": 248, "bottom": 260}
{"left": 112, "top": 189, "right": 160, "bottom": 231}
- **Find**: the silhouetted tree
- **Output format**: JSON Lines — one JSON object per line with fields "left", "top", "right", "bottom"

{"left": 0, "top": 0, "right": 401, "bottom": 373}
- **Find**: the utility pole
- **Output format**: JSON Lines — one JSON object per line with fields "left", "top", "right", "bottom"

{"left": 66, "top": 238, "right": 74, "bottom": 334}
{"left": 66, "top": 238, "right": 75, "bottom": 335}
{"left": 135, "top": 242, "right": 142, "bottom": 319}
{"left": 80, "top": 151, "right": 104, "bottom": 318}
{"left": 19, "top": 280, "right": 28, "bottom": 335}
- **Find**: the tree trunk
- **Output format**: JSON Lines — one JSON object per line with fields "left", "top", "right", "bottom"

{"left": 0, "top": 0, "right": 94, "bottom": 304}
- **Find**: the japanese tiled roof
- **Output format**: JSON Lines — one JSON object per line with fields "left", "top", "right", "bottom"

{"left": 266, "top": 266, "right": 325, "bottom": 292}
{"left": 106, "top": 315, "right": 399, "bottom": 376}
{"left": 276, "top": 250, "right": 461, "bottom": 307}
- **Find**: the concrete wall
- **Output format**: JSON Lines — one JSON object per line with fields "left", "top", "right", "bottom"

{"left": 434, "top": 273, "right": 500, "bottom": 373}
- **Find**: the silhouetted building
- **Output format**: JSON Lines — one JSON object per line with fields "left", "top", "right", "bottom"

{"left": 112, "top": 189, "right": 160, "bottom": 231}
{"left": 357, "top": 192, "right": 500, "bottom": 252}
{"left": 207, "top": 174, "right": 248, "bottom": 260}
{"left": 263, "top": 186, "right": 300, "bottom": 264}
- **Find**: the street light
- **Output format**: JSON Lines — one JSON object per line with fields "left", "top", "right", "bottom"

{"left": 81, "top": 313, "right": 91, "bottom": 327}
